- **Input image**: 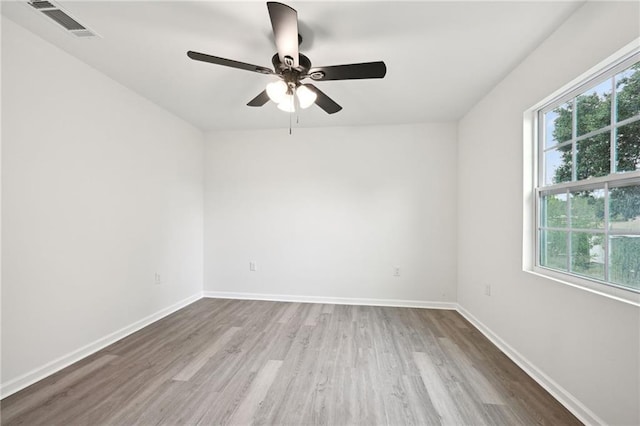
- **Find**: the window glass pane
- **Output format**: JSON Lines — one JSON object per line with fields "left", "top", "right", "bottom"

{"left": 609, "top": 184, "right": 640, "bottom": 232}
{"left": 570, "top": 232, "right": 605, "bottom": 280}
{"left": 540, "top": 229, "right": 568, "bottom": 271}
{"left": 609, "top": 235, "right": 640, "bottom": 290}
{"left": 541, "top": 193, "right": 568, "bottom": 227}
{"left": 570, "top": 188, "right": 605, "bottom": 229}
{"left": 577, "top": 79, "right": 612, "bottom": 136}
{"left": 615, "top": 63, "right": 640, "bottom": 122}
{"left": 544, "top": 146, "right": 572, "bottom": 185}
{"left": 576, "top": 132, "right": 610, "bottom": 180}
{"left": 544, "top": 103, "right": 572, "bottom": 147}
{"left": 614, "top": 120, "right": 640, "bottom": 173}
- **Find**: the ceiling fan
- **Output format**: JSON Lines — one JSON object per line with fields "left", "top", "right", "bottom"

{"left": 187, "top": 2, "right": 387, "bottom": 114}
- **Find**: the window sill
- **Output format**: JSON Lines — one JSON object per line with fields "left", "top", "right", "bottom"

{"left": 527, "top": 267, "right": 640, "bottom": 307}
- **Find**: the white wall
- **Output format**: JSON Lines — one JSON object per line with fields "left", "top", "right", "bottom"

{"left": 204, "top": 124, "right": 457, "bottom": 304}
{"left": 1, "top": 18, "right": 204, "bottom": 393}
{"left": 457, "top": 2, "right": 640, "bottom": 425}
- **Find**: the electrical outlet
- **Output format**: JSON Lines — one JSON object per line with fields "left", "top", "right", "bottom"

{"left": 155, "top": 273, "right": 162, "bottom": 285}
{"left": 249, "top": 262, "right": 257, "bottom": 272}
{"left": 394, "top": 267, "right": 400, "bottom": 277}
{"left": 484, "top": 284, "right": 491, "bottom": 296}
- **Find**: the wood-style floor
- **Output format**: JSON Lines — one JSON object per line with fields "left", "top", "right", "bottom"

{"left": 1, "top": 298, "right": 581, "bottom": 425}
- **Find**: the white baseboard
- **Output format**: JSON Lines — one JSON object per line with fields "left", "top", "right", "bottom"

{"left": 456, "top": 305, "right": 604, "bottom": 426}
{"left": 0, "top": 292, "right": 202, "bottom": 399}
{"left": 203, "top": 290, "right": 457, "bottom": 310}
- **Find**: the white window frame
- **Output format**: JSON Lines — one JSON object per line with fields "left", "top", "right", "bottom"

{"left": 525, "top": 42, "right": 640, "bottom": 307}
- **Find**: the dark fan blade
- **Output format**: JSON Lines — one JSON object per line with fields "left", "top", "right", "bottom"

{"left": 267, "top": 2, "right": 299, "bottom": 69}
{"left": 305, "top": 84, "right": 342, "bottom": 114}
{"left": 307, "top": 61, "right": 386, "bottom": 81}
{"left": 247, "top": 90, "right": 270, "bottom": 107}
{"left": 187, "top": 51, "right": 273, "bottom": 75}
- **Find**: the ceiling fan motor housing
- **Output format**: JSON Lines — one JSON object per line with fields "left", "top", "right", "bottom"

{"left": 272, "top": 53, "right": 312, "bottom": 87}
{"left": 272, "top": 53, "right": 311, "bottom": 73}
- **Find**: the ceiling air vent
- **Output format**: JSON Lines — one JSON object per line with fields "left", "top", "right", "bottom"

{"left": 27, "top": 0, "right": 98, "bottom": 38}
{"left": 28, "top": 0, "right": 56, "bottom": 9}
{"left": 41, "top": 9, "right": 85, "bottom": 31}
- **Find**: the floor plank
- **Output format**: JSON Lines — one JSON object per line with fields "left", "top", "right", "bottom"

{"left": 173, "top": 326, "right": 241, "bottom": 381}
{"left": 0, "top": 299, "right": 582, "bottom": 425}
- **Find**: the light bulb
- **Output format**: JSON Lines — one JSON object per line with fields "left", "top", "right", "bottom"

{"left": 266, "top": 80, "right": 288, "bottom": 104}
{"left": 277, "top": 94, "right": 296, "bottom": 112}
{"left": 296, "top": 85, "right": 317, "bottom": 109}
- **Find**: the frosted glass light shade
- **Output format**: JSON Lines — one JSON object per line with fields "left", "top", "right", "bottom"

{"left": 277, "top": 94, "right": 296, "bottom": 112}
{"left": 277, "top": 94, "right": 295, "bottom": 112}
{"left": 296, "top": 85, "right": 317, "bottom": 109}
{"left": 266, "top": 80, "right": 288, "bottom": 104}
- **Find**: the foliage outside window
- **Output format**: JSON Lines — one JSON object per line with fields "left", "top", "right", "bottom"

{"left": 537, "top": 54, "right": 640, "bottom": 293}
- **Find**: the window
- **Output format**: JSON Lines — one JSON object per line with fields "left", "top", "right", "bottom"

{"left": 536, "top": 53, "right": 640, "bottom": 294}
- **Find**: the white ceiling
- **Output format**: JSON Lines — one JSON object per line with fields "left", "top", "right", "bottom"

{"left": 2, "top": 1, "right": 583, "bottom": 131}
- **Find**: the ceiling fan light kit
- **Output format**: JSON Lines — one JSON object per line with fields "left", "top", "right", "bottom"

{"left": 187, "top": 1, "right": 386, "bottom": 117}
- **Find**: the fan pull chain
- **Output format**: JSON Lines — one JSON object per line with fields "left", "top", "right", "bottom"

{"left": 289, "top": 110, "right": 292, "bottom": 135}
